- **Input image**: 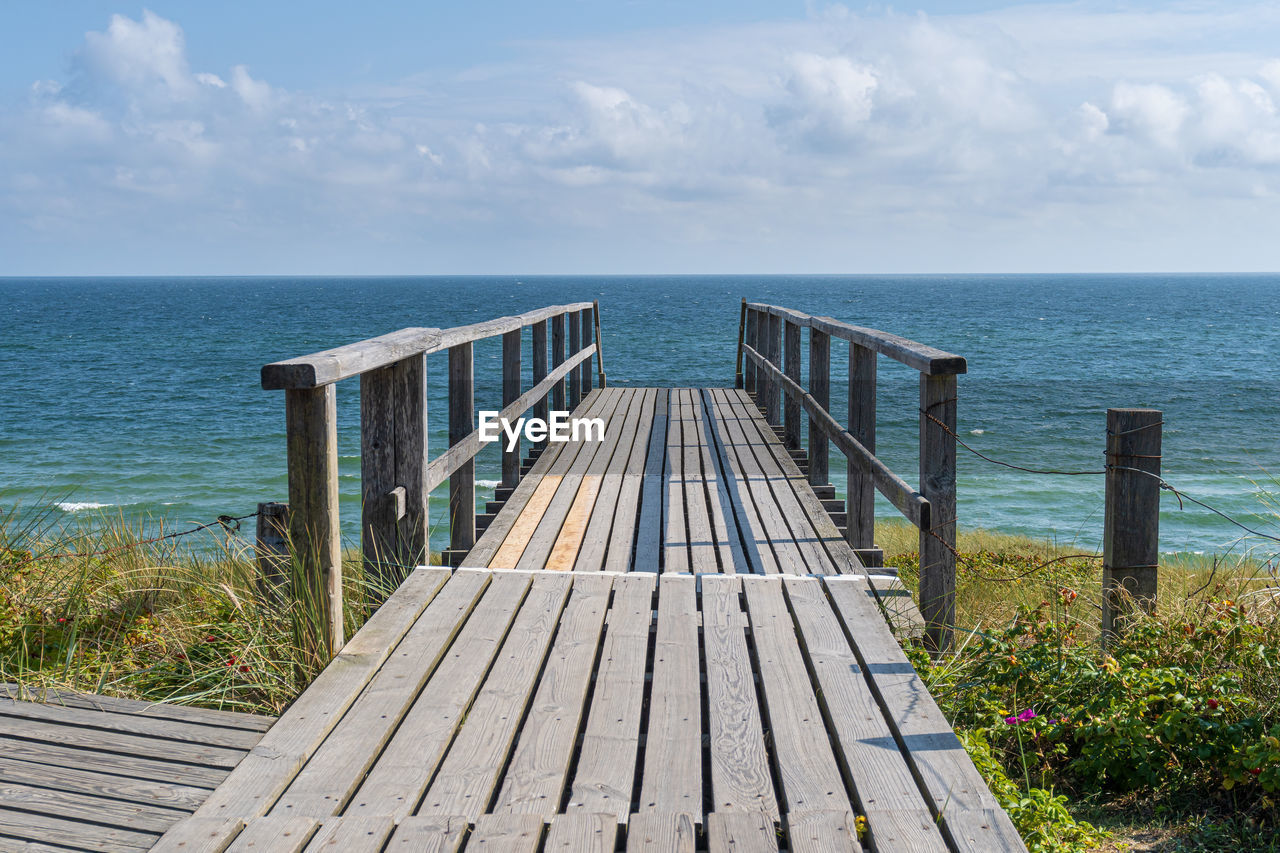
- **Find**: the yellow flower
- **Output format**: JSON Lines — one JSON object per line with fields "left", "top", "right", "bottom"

{"left": 855, "top": 815, "right": 868, "bottom": 840}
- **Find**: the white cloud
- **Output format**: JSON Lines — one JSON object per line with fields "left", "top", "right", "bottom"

{"left": 230, "top": 66, "right": 271, "bottom": 111}
{"left": 1109, "top": 82, "right": 1188, "bottom": 149}
{"left": 79, "top": 11, "right": 195, "bottom": 99}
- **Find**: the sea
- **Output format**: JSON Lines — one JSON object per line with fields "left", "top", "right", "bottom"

{"left": 2, "top": 275, "right": 1278, "bottom": 560}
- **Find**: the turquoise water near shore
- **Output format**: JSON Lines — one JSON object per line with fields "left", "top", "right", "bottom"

{"left": 2, "top": 274, "right": 1278, "bottom": 559}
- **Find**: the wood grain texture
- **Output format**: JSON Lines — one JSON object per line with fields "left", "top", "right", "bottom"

{"left": 544, "top": 812, "right": 618, "bottom": 852}
{"left": 919, "top": 372, "right": 957, "bottom": 651}
{"left": 382, "top": 815, "right": 468, "bottom": 851}
{"left": 449, "top": 341, "right": 476, "bottom": 556}
{"left": 707, "top": 810, "right": 778, "bottom": 852}
{"left": 847, "top": 343, "right": 876, "bottom": 550}
{"left": 226, "top": 816, "right": 318, "bottom": 852}
{"left": 639, "top": 575, "right": 701, "bottom": 815}
{"left": 808, "top": 329, "right": 830, "bottom": 487}
{"left": 569, "top": 310, "right": 583, "bottom": 409}
{"left": 301, "top": 816, "right": 394, "bottom": 852}
{"left": 783, "top": 320, "right": 802, "bottom": 451}
{"left": 502, "top": 328, "right": 523, "bottom": 488}
{"left": 144, "top": 816, "right": 245, "bottom": 853}
{"left": 578, "top": 388, "right": 650, "bottom": 571}
{"left": 1103, "top": 408, "right": 1162, "bottom": 639}
{"left": 625, "top": 813, "right": 697, "bottom": 853}
{"left": 633, "top": 388, "right": 670, "bottom": 572}
{"left": 468, "top": 813, "right": 545, "bottom": 852}
{"left": 786, "top": 810, "right": 863, "bottom": 853}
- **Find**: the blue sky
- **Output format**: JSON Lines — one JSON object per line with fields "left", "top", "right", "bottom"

{"left": 4, "top": 2, "right": 1280, "bottom": 274}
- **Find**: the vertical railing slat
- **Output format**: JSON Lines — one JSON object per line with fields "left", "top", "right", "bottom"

{"left": 744, "top": 307, "right": 758, "bottom": 393}
{"left": 568, "top": 311, "right": 582, "bottom": 409}
{"left": 580, "top": 307, "right": 594, "bottom": 395}
{"left": 848, "top": 343, "right": 876, "bottom": 558}
{"left": 551, "top": 314, "right": 566, "bottom": 413}
{"left": 502, "top": 329, "right": 522, "bottom": 488}
{"left": 808, "top": 329, "right": 830, "bottom": 487}
{"left": 449, "top": 342, "right": 475, "bottom": 563}
{"left": 919, "top": 373, "right": 957, "bottom": 652}
{"left": 783, "top": 319, "right": 802, "bottom": 450}
{"left": 532, "top": 319, "right": 549, "bottom": 446}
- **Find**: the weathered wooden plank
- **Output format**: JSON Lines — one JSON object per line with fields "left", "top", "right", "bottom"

{"left": 494, "top": 574, "right": 614, "bottom": 815}
{"left": 551, "top": 313, "right": 567, "bottom": 412}
{"left": 382, "top": 815, "right": 468, "bottom": 851}
{"left": 0, "top": 755, "right": 210, "bottom": 811}
{"left": 694, "top": 391, "right": 745, "bottom": 573}
{"left": 469, "top": 814, "right": 545, "bottom": 851}
{"left": 0, "top": 780, "right": 186, "bottom": 833}
{"left": 502, "top": 328, "right": 523, "bottom": 488}
{"left": 569, "top": 310, "right": 583, "bottom": 409}
{"left": 1102, "top": 407, "right": 1162, "bottom": 640}
{"left": 735, "top": 298, "right": 747, "bottom": 390}
{"left": 0, "top": 715, "right": 246, "bottom": 770}
{"left": 743, "top": 578, "right": 848, "bottom": 813}
{"left": 808, "top": 329, "right": 830, "bottom": 487}
{"left": 301, "top": 816, "right": 394, "bottom": 851}
{"left": 285, "top": 383, "right": 344, "bottom": 658}
{"left": 262, "top": 327, "right": 441, "bottom": 390}
{"left": 272, "top": 570, "right": 492, "bottom": 816}
{"left": 581, "top": 306, "right": 594, "bottom": 394}
{"left": 0, "top": 696, "right": 261, "bottom": 750}
{"left": 782, "top": 578, "right": 945, "bottom": 849}
{"left": 418, "top": 573, "right": 573, "bottom": 820}
{"left": 577, "top": 388, "right": 651, "bottom": 571}
{"left": 701, "top": 576, "right": 777, "bottom": 820}
{"left": 347, "top": 571, "right": 534, "bottom": 820}
{"left": 764, "top": 314, "right": 782, "bottom": 426}
{"left": 701, "top": 389, "right": 770, "bottom": 575}
{"left": 681, "top": 389, "right": 719, "bottom": 572}
{"left": 639, "top": 575, "right": 701, "bottom": 816}
{"left": 786, "top": 810, "right": 863, "bottom": 853}
{"left": 0, "top": 684, "right": 272, "bottom": 732}
{"left": 568, "top": 573, "right": 655, "bottom": 817}
{"left": 633, "top": 388, "right": 670, "bottom": 572}
{"left": 625, "top": 813, "right": 697, "bottom": 853}
{"left": 174, "top": 568, "right": 451, "bottom": 824}
{"left": 226, "top": 816, "right": 318, "bottom": 852}
{"left": 848, "top": 343, "right": 876, "bottom": 551}
{"left": 449, "top": 341, "right": 476, "bottom": 557}
{"left": 544, "top": 812, "right": 618, "bottom": 851}
{"left": 149, "top": 816, "right": 245, "bottom": 853}
{"left": 863, "top": 809, "right": 947, "bottom": 853}
{"left": 822, "top": 577, "right": 1025, "bottom": 852}
{"left": 592, "top": 299, "right": 606, "bottom": 387}
{"left": 707, "top": 810, "right": 777, "bottom": 852}
{"left": 744, "top": 307, "right": 758, "bottom": 393}
{"left": 783, "top": 319, "right": 802, "bottom": 451}
{"left": 0, "top": 736, "right": 226, "bottom": 789}
{"left": 531, "top": 319, "right": 549, "bottom": 437}
{"left": 919, "top": 372, "right": 957, "bottom": 651}
{"left": 663, "top": 391, "right": 690, "bottom": 573}
{"left": 0, "top": 806, "right": 159, "bottom": 852}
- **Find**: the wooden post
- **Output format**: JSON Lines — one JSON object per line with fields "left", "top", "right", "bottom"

{"left": 919, "top": 373, "right": 957, "bottom": 652}
{"left": 808, "top": 329, "right": 830, "bottom": 487}
{"left": 502, "top": 329, "right": 522, "bottom": 489}
{"left": 532, "top": 319, "right": 549, "bottom": 442}
{"left": 285, "top": 385, "right": 344, "bottom": 661}
{"left": 568, "top": 311, "right": 582, "bottom": 409}
{"left": 255, "top": 502, "right": 290, "bottom": 594}
{"left": 783, "top": 319, "right": 802, "bottom": 450}
{"left": 744, "top": 307, "right": 758, "bottom": 393}
{"left": 359, "top": 354, "right": 428, "bottom": 598}
{"left": 551, "top": 313, "right": 566, "bottom": 413}
{"left": 735, "top": 298, "right": 747, "bottom": 389}
{"left": 449, "top": 342, "right": 475, "bottom": 562}
{"left": 593, "top": 299, "right": 606, "bottom": 388}
{"left": 580, "top": 307, "right": 594, "bottom": 395}
{"left": 1103, "top": 408, "right": 1162, "bottom": 641}
{"left": 766, "top": 313, "right": 782, "bottom": 426}
{"left": 848, "top": 344, "right": 881, "bottom": 566}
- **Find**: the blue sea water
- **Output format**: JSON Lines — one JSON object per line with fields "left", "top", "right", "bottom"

{"left": 1, "top": 275, "right": 1278, "bottom": 559}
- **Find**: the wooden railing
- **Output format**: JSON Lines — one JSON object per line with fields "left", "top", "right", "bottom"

{"left": 261, "top": 302, "right": 605, "bottom": 659}
{"left": 736, "top": 300, "right": 966, "bottom": 650}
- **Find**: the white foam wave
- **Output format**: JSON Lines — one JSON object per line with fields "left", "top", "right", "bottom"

{"left": 476, "top": 479, "right": 501, "bottom": 488}
{"left": 57, "top": 501, "right": 111, "bottom": 512}
{"left": 970, "top": 429, "right": 986, "bottom": 435}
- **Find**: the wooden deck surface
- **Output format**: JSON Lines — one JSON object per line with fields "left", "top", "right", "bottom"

{"left": 0, "top": 684, "right": 273, "bottom": 852}
{"left": 145, "top": 388, "right": 1023, "bottom": 852}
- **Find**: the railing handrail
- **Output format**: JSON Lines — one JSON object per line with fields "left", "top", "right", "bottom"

{"left": 744, "top": 302, "right": 966, "bottom": 376}
{"left": 262, "top": 302, "right": 596, "bottom": 390}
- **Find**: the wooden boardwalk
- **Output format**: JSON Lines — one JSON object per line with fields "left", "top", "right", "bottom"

{"left": 150, "top": 388, "right": 1024, "bottom": 852}
{"left": 0, "top": 684, "right": 272, "bottom": 852}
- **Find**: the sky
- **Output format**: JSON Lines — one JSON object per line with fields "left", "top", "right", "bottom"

{"left": 4, "top": 2, "right": 1280, "bottom": 275}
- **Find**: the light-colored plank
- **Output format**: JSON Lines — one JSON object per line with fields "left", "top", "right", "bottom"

{"left": 302, "top": 816, "right": 394, "bottom": 852}
{"left": 0, "top": 780, "right": 184, "bottom": 833}
{"left": 172, "top": 568, "right": 452, "bottom": 827}
{"left": 0, "top": 755, "right": 211, "bottom": 810}
{"left": 348, "top": 571, "right": 534, "bottom": 819}
{"left": 568, "top": 573, "right": 655, "bottom": 817}
{"left": 273, "top": 570, "right": 491, "bottom": 816}
{"left": 0, "top": 715, "right": 245, "bottom": 770}
{"left": 469, "top": 813, "right": 544, "bottom": 852}
{"left": 494, "top": 574, "right": 614, "bottom": 814}
{"left": 663, "top": 391, "right": 690, "bottom": 573}
{"left": 639, "top": 575, "right": 701, "bottom": 815}
{"left": 130, "top": 816, "right": 243, "bottom": 853}
{"left": 418, "top": 573, "right": 574, "bottom": 820}
{"left": 700, "top": 576, "right": 777, "bottom": 820}
{"left": 700, "top": 389, "right": 770, "bottom": 574}
{"left": 602, "top": 388, "right": 659, "bottom": 572}
{"left": 575, "top": 388, "right": 650, "bottom": 571}
{"left": 0, "top": 735, "right": 224, "bottom": 788}
{"left": 782, "top": 578, "right": 945, "bottom": 849}
{"left": 226, "top": 816, "right": 318, "bottom": 852}
{"left": 706, "top": 811, "right": 777, "bottom": 852}
{"left": 544, "top": 812, "right": 618, "bottom": 851}
{"left": 633, "top": 388, "right": 670, "bottom": 572}
{"left": 625, "top": 812, "right": 697, "bottom": 853}
{"left": 786, "top": 809, "right": 863, "bottom": 853}
{"left": 0, "top": 694, "right": 258, "bottom": 751}
{"left": 743, "top": 578, "right": 848, "bottom": 813}
{"left": 681, "top": 389, "right": 719, "bottom": 571}
{"left": 0, "top": 684, "right": 272, "bottom": 731}
{"left": 694, "top": 391, "right": 745, "bottom": 573}
{"left": 706, "top": 390, "right": 785, "bottom": 574}
{"left": 383, "top": 816, "right": 468, "bottom": 851}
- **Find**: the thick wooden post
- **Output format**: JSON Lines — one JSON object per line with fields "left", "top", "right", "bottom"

{"left": 285, "top": 385, "right": 343, "bottom": 660}
{"left": 744, "top": 308, "right": 758, "bottom": 393}
{"left": 808, "top": 329, "right": 830, "bottom": 487}
{"left": 919, "top": 373, "right": 957, "bottom": 652}
{"left": 1103, "top": 408, "right": 1162, "bottom": 641}
{"left": 449, "top": 342, "right": 475, "bottom": 562}
{"left": 255, "top": 501, "right": 290, "bottom": 594}
{"left": 568, "top": 311, "right": 582, "bottom": 409}
{"left": 848, "top": 344, "right": 880, "bottom": 566}
{"left": 551, "top": 313, "right": 566, "bottom": 413}
{"left": 532, "top": 320, "right": 549, "bottom": 441}
{"left": 766, "top": 313, "right": 783, "bottom": 426}
{"left": 783, "top": 320, "right": 802, "bottom": 450}
{"left": 735, "top": 298, "right": 747, "bottom": 389}
{"left": 593, "top": 300, "right": 606, "bottom": 388}
{"left": 580, "top": 307, "right": 594, "bottom": 395}
{"left": 502, "top": 329, "right": 522, "bottom": 489}
{"left": 359, "top": 354, "right": 428, "bottom": 597}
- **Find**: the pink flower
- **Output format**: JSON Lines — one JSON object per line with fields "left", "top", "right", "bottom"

{"left": 1005, "top": 708, "right": 1038, "bottom": 725}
